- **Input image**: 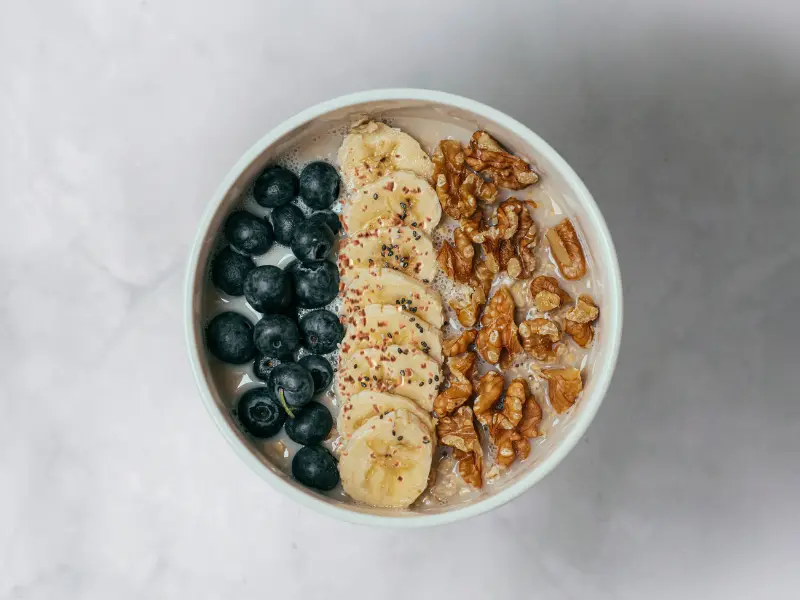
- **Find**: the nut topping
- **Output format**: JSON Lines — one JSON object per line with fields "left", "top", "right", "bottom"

{"left": 437, "top": 406, "right": 483, "bottom": 488}
{"left": 463, "top": 131, "right": 539, "bottom": 190}
{"left": 476, "top": 287, "right": 523, "bottom": 364}
{"left": 530, "top": 275, "right": 571, "bottom": 312}
{"left": 542, "top": 367, "right": 583, "bottom": 413}
{"left": 443, "top": 329, "right": 477, "bottom": 357}
{"left": 433, "top": 351, "right": 477, "bottom": 418}
{"left": 474, "top": 375, "right": 541, "bottom": 469}
{"left": 433, "top": 139, "right": 498, "bottom": 219}
{"left": 519, "top": 318, "right": 562, "bottom": 362}
{"left": 546, "top": 219, "right": 587, "bottom": 280}
{"left": 564, "top": 295, "right": 599, "bottom": 348}
{"left": 437, "top": 226, "right": 475, "bottom": 284}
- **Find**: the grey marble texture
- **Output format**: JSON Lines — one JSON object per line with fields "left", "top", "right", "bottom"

{"left": 1, "top": 1, "right": 799, "bottom": 598}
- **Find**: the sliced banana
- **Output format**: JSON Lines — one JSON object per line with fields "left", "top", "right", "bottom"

{"left": 336, "top": 346, "right": 442, "bottom": 411}
{"left": 337, "top": 390, "right": 436, "bottom": 440}
{"left": 338, "top": 226, "right": 437, "bottom": 284}
{"left": 342, "top": 171, "right": 441, "bottom": 234}
{"left": 341, "top": 268, "right": 444, "bottom": 328}
{"left": 338, "top": 409, "right": 434, "bottom": 508}
{"left": 337, "top": 121, "right": 434, "bottom": 190}
{"left": 340, "top": 304, "right": 443, "bottom": 364}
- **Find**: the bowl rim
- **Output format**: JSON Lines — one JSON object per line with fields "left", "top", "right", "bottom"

{"left": 184, "top": 88, "right": 623, "bottom": 528}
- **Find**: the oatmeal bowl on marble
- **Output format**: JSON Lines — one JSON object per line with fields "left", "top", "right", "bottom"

{"left": 184, "top": 89, "right": 622, "bottom": 527}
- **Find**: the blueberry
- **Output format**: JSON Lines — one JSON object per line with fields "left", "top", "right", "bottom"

{"left": 291, "top": 220, "right": 335, "bottom": 263}
{"left": 210, "top": 247, "right": 254, "bottom": 296}
{"left": 244, "top": 265, "right": 292, "bottom": 313}
{"left": 271, "top": 203, "right": 305, "bottom": 246}
{"left": 237, "top": 387, "right": 286, "bottom": 438}
{"left": 288, "top": 260, "right": 339, "bottom": 308}
{"left": 253, "top": 353, "right": 282, "bottom": 382}
{"left": 307, "top": 211, "right": 342, "bottom": 235}
{"left": 285, "top": 402, "right": 333, "bottom": 445}
{"left": 298, "top": 354, "right": 334, "bottom": 393}
{"left": 225, "top": 211, "right": 274, "bottom": 256}
{"left": 206, "top": 312, "right": 255, "bottom": 364}
{"left": 299, "top": 161, "right": 340, "bottom": 210}
{"left": 299, "top": 310, "right": 344, "bottom": 354}
{"left": 254, "top": 166, "right": 298, "bottom": 208}
{"left": 253, "top": 314, "right": 300, "bottom": 360}
{"left": 292, "top": 445, "right": 339, "bottom": 491}
{"left": 271, "top": 363, "right": 315, "bottom": 415}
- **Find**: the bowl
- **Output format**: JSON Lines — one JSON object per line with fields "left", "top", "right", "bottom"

{"left": 184, "top": 89, "right": 623, "bottom": 527}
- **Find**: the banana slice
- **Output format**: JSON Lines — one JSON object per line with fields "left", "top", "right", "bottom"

{"left": 338, "top": 226, "right": 437, "bottom": 284}
{"left": 341, "top": 268, "right": 444, "bottom": 328}
{"left": 338, "top": 409, "right": 434, "bottom": 508}
{"left": 337, "top": 390, "right": 436, "bottom": 440}
{"left": 336, "top": 346, "right": 442, "bottom": 411}
{"left": 342, "top": 171, "right": 441, "bottom": 234}
{"left": 337, "top": 121, "right": 434, "bottom": 190}
{"left": 340, "top": 304, "right": 443, "bottom": 364}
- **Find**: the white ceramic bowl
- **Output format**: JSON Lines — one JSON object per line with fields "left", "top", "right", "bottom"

{"left": 185, "top": 89, "right": 623, "bottom": 527}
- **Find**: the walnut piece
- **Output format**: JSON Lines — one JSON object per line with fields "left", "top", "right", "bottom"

{"left": 448, "top": 256, "right": 494, "bottom": 328}
{"left": 473, "top": 376, "right": 543, "bottom": 469}
{"left": 437, "top": 406, "right": 483, "bottom": 488}
{"left": 535, "top": 291, "right": 561, "bottom": 312}
{"left": 478, "top": 377, "right": 525, "bottom": 431}
{"left": 433, "top": 352, "right": 476, "bottom": 417}
{"left": 472, "top": 259, "right": 494, "bottom": 296}
{"left": 530, "top": 276, "right": 571, "bottom": 309}
{"left": 518, "top": 390, "right": 543, "bottom": 439}
{"left": 546, "top": 219, "right": 587, "bottom": 280}
{"left": 463, "top": 200, "right": 537, "bottom": 279}
{"left": 564, "top": 320, "right": 591, "bottom": 347}
{"left": 437, "top": 226, "right": 475, "bottom": 284}
{"left": 542, "top": 367, "right": 583, "bottom": 413}
{"left": 511, "top": 203, "right": 538, "bottom": 278}
{"left": 564, "top": 295, "right": 599, "bottom": 348}
{"left": 443, "top": 329, "right": 477, "bottom": 357}
{"left": 476, "top": 286, "right": 523, "bottom": 364}
{"left": 476, "top": 377, "right": 538, "bottom": 469}
{"left": 565, "top": 295, "right": 600, "bottom": 323}
{"left": 449, "top": 287, "right": 482, "bottom": 328}
{"left": 433, "top": 139, "right": 497, "bottom": 219}
{"left": 473, "top": 371, "right": 504, "bottom": 417}
{"left": 493, "top": 428, "right": 530, "bottom": 468}
{"left": 463, "top": 131, "right": 539, "bottom": 190}
{"left": 519, "top": 318, "right": 562, "bottom": 362}
{"left": 454, "top": 449, "right": 482, "bottom": 488}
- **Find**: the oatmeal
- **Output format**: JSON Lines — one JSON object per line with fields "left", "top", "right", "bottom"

{"left": 201, "top": 113, "right": 601, "bottom": 509}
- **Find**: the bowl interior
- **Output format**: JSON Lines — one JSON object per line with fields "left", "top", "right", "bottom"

{"left": 186, "top": 93, "right": 622, "bottom": 524}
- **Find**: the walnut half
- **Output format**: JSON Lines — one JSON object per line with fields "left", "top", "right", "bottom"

{"left": 476, "top": 286, "right": 523, "bottom": 364}
{"left": 433, "top": 139, "right": 498, "bottom": 219}
{"left": 433, "top": 351, "right": 477, "bottom": 418}
{"left": 463, "top": 200, "right": 538, "bottom": 280}
{"left": 448, "top": 258, "right": 494, "bottom": 329}
{"left": 473, "top": 371, "right": 504, "bottom": 417}
{"left": 542, "top": 367, "right": 583, "bottom": 413}
{"left": 463, "top": 131, "right": 539, "bottom": 190}
{"left": 437, "top": 406, "right": 483, "bottom": 488}
{"left": 475, "top": 376, "right": 542, "bottom": 469}
{"left": 529, "top": 275, "right": 571, "bottom": 312}
{"left": 437, "top": 225, "right": 475, "bottom": 284}
{"left": 519, "top": 318, "right": 562, "bottom": 362}
{"left": 564, "top": 295, "right": 600, "bottom": 348}
{"left": 546, "top": 219, "right": 587, "bottom": 280}
{"left": 443, "top": 329, "right": 477, "bottom": 357}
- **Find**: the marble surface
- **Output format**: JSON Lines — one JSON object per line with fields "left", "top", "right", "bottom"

{"left": 2, "top": 1, "right": 799, "bottom": 598}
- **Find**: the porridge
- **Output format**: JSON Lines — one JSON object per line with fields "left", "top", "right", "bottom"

{"left": 201, "top": 115, "right": 600, "bottom": 509}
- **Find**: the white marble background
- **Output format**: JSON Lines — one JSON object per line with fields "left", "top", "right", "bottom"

{"left": 2, "top": 1, "right": 799, "bottom": 598}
